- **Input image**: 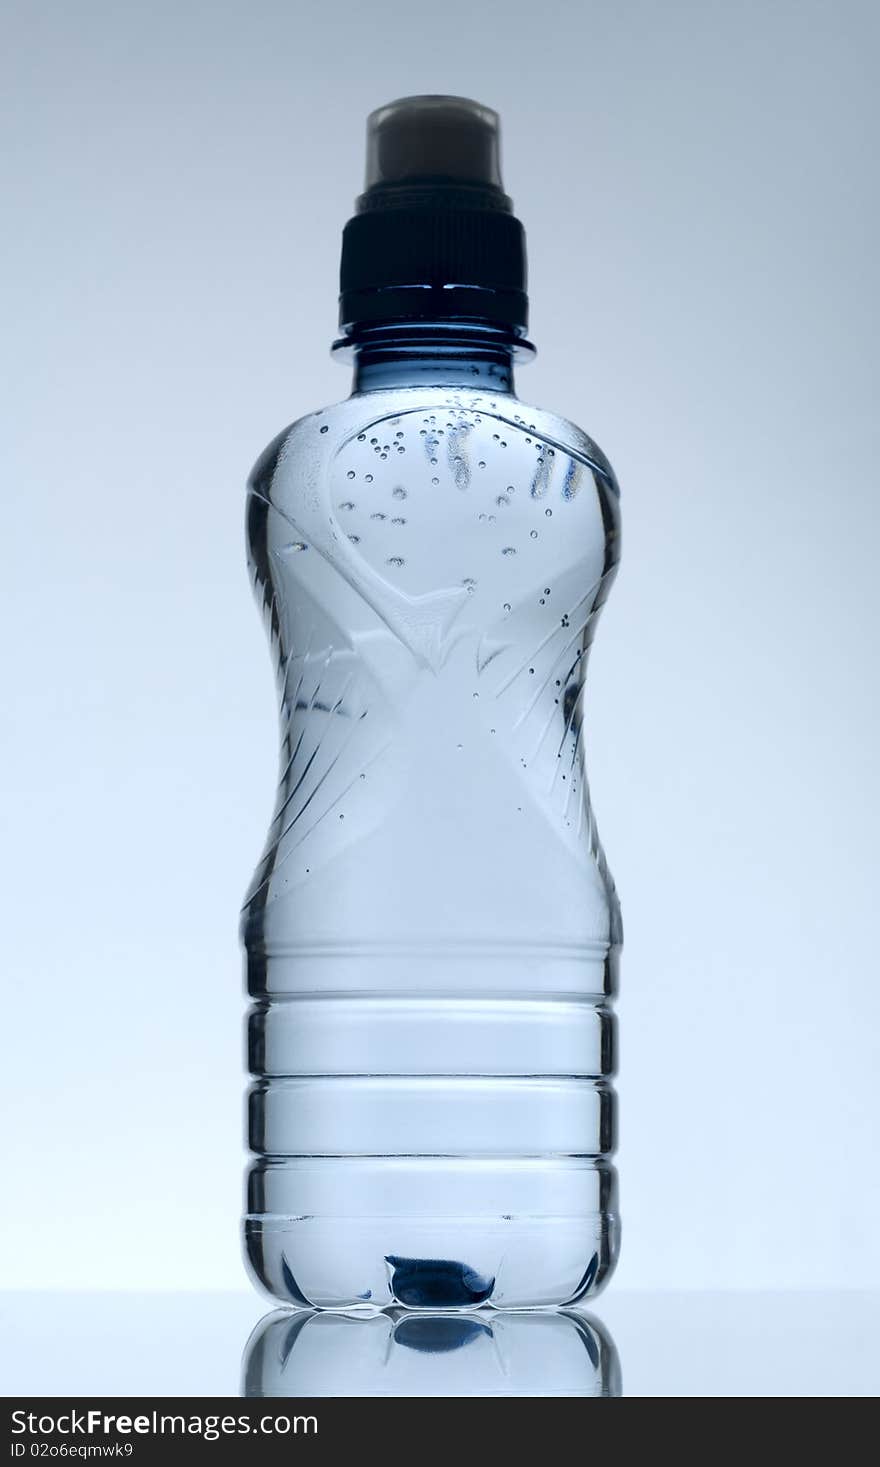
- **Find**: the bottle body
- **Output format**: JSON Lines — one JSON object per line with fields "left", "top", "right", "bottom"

{"left": 243, "top": 383, "right": 621, "bottom": 1309}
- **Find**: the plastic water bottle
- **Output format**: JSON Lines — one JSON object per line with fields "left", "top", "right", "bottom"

{"left": 242, "top": 95, "right": 621, "bottom": 1310}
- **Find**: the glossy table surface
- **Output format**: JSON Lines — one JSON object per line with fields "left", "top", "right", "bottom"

{"left": 1, "top": 1291, "right": 876, "bottom": 1398}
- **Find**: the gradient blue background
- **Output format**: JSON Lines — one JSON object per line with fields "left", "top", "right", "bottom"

{"left": 2, "top": 0, "right": 878, "bottom": 1293}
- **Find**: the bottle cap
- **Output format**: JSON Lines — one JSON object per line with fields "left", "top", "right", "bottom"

{"left": 338, "top": 95, "right": 528, "bottom": 335}
{"left": 364, "top": 95, "right": 504, "bottom": 192}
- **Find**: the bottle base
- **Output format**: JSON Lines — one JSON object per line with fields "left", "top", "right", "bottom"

{"left": 244, "top": 1211, "right": 619, "bottom": 1311}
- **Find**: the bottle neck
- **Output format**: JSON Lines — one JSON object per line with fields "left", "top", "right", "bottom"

{"left": 337, "top": 321, "right": 529, "bottom": 395}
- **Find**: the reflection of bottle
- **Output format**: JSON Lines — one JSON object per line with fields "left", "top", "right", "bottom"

{"left": 243, "top": 96, "right": 621, "bottom": 1310}
{"left": 242, "top": 1309, "right": 622, "bottom": 1398}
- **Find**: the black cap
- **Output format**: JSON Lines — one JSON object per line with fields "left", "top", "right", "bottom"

{"left": 338, "top": 96, "right": 528, "bottom": 335}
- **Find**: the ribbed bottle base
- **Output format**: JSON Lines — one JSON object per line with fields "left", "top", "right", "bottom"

{"left": 244, "top": 1158, "right": 619, "bottom": 1310}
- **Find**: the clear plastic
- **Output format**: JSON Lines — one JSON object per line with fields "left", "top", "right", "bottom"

{"left": 364, "top": 95, "right": 503, "bottom": 189}
{"left": 242, "top": 365, "right": 621, "bottom": 1309}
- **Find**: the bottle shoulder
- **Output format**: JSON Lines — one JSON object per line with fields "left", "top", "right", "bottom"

{"left": 247, "top": 390, "right": 618, "bottom": 502}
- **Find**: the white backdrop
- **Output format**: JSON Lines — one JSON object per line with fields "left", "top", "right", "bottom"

{"left": 2, "top": 0, "right": 878, "bottom": 1292}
